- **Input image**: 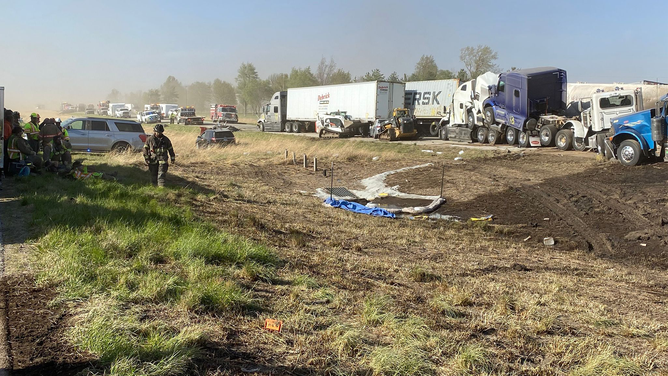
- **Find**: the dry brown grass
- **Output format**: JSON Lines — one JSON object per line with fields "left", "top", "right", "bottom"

{"left": 48, "top": 132, "right": 668, "bottom": 374}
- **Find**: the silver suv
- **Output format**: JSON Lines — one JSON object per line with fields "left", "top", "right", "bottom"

{"left": 61, "top": 117, "right": 147, "bottom": 152}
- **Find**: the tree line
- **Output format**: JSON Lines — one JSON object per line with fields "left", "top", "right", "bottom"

{"left": 107, "top": 45, "right": 499, "bottom": 115}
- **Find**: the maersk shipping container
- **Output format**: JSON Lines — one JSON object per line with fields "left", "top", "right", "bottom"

{"left": 287, "top": 81, "right": 405, "bottom": 122}
{"left": 405, "top": 79, "right": 459, "bottom": 119}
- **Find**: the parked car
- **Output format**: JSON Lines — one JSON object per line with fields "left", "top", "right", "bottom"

{"left": 60, "top": 117, "right": 147, "bottom": 152}
{"left": 196, "top": 127, "right": 236, "bottom": 148}
{"left": 137, "top": 110, "right": 161, "bottom": 124}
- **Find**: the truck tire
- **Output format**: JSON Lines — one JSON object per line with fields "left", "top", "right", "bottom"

{"left": 429, "top": 122, "right": 439, "bottom": 136}
{"left": 505, "top": 127, "right": 518, "bottom": 145}
{"left": 484, "top": 107, "right": 495, "bottom": 126}
{"left": 284, "top": 122, "right": 292, "bottom": 133}
{"left": 618, "top": 139, "right": 643, "bottom": 166}
{"left": 555, "top": 129, "right": 573, "bottom": 151}
{"left": 573, "top": 137, "right": 587, "bottom": 151}
{"left": 476, "top": 126, "right": 488, "bottom": 144}
{"left": 292, "top": 122, "right": 300, "bottom": 133}
{"left": 539, "top": 125, "right": 558, "bottom": 147}
{"left": 260, "top": 123, "right": 265, "bottom": 132}
{"left": 518, "top": 131, "right": 530, "bottom": 148}
{"left": 467, "top": 111, "right": 475, "bottom": 128}
{"left": 596, "top": 133, "right": 613, "bottom": 160}
{"left": 487, "top": 129, "right": 500, "bottom": 145}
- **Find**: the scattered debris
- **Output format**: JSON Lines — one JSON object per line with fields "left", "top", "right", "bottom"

{"left": 372, "top": 156, "right": 380, "bottom": 161}
{"left": 436, "top": 151, "right": 443, "bottom": 155}
{"left": 264, "top": 319, "right": 283, "bottom": 332}
{"left": 523, "top": 236, "right": 531, "bottom": 242}
{"left": 454, "top": 157, "right": 463, "bottom": 161}
{"left": 325, "top": 198, "right": 396, "bottom": 218}
{"left": 640, "top": 243, "right": 647, "bottom": 247}
{"left": 421, "top": 149, "right": 434, "bottom": 153}
{"left": 470, "top": 215, "right": 493, "bottom": 222}
{"left": 458, "top": 150, "right": 464, "bottom": 155}
{"left": 543, "top": 237, "right": 555, "bottom": 246}
{"left": 543, "top": 218, "right": 550, "bottom": 221}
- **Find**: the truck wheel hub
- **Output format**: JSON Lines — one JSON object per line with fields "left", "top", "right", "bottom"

{"left": 620, "top": 145, "right": 635, "bottom": 162}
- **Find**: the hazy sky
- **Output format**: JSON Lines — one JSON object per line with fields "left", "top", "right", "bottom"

{"left": 2, "top": 0, "right": 666, "bottom": 109}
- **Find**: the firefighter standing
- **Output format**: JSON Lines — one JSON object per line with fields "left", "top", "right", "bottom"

{"left": 23, "top": 113, "right": 41, "bottom": 153}
{"left": 169, "top": 112, "right": 176, "bottom": 124}
{"left": 143, "top": 124, "right": 175, "bottom": 187}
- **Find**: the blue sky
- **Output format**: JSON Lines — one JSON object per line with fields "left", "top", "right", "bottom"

{"left": 1, "top": 0, "right": 666, "bottom": 108}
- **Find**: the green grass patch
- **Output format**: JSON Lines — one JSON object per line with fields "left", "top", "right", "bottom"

{"left": 15, "top": 169, "right": 277, "bottom": 374}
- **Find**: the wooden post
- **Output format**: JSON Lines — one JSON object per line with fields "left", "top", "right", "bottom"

{"left": 284, "top": 149, "right": 288, "bottom": 159}
{"left": 292, "top": 151, "right": 296, "bottom": 164}
{"left": 313, "top": 157, "right": 318, "bottom": 172}
{"left": 303, "top": 154, "right": 307, "bottom": 168}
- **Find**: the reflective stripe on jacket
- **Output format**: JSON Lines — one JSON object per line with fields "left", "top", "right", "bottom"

{"left": 23, "top": 121, "right": 39, "bottom": 140}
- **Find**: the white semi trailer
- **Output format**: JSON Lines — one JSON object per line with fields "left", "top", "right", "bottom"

{"left": 404, "top": 79, "right": 459, "bottom": 136}
{"left": 258, "top": 81, "right": 405, "bottom": 136}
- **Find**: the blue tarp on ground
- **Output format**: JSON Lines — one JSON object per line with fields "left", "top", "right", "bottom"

{"left": 324, "top": 198, "right": 396, "bottom": 219}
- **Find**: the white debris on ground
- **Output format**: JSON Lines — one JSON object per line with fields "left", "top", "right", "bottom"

{"left": 315, "top": 163, "right": 439, "bottom": 201}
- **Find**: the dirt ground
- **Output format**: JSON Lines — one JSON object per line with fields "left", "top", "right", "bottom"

{"left": 2, "top": 144, "right": 668, "bottom": 374}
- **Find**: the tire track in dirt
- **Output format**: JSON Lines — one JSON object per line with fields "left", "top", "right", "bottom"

{"left": 526, "top": 185, "right": 614, "bottom": 254}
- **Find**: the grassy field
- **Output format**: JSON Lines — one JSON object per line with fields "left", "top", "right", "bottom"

{"left": 4, "top": 130, "right": 667, "bottom": 375}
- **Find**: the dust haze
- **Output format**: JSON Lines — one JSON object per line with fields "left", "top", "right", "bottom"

{"left": 2, "top": 0, "right": 667, "bottom": 114}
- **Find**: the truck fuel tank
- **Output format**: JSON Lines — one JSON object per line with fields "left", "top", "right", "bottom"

{"left": 651, "top": 116, "right": 665, "bottom": 143}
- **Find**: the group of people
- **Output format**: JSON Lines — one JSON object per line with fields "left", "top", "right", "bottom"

{"left": 2, "top": 110, "right": 176, "bottom": 187}
{"left": 3, "top": 110, "right": 72, "bottom": 176}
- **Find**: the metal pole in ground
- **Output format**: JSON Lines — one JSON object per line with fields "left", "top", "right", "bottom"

{"left": 440, "top": 163, "right": 445, "bottom": 198}
{"left": 313, "top": 157, "right": 318, "bottom": 172}
{"left": 292, "top": 152, "right": 296, "bottom": 165}
{"left": 303, "top": 154, "right": 307, "bottom": 168}
{"left": 330, "top": 162, "right": 334, "bottom": 201}
{"left": 284, "top": 149, "right": 288, "bottom": 159}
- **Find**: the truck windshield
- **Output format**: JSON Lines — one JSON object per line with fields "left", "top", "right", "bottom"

{"left": 600, "top": 95, "right": 633, "bottom": 109}
{"left": 221, "top": 107, "right": 236, "bottom": 113}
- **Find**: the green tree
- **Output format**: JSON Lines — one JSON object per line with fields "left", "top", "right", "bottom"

{"left": 144, "top": 89, "right": 161, "bottom": 104}
{"left": 460, "top": 45, "right": 499, "bottom": 79}
{"left": 408, "top": 55, "right": 438, "bottom": 81}
{"left": 267, "top": 73, "right": 289, "bottom": 93}
{"left": 436, "top": 69, "right": 455, "bottom": 79}
{"left": 212, "top": 79, "right": 237, "bottom": 105}
{"left": 456, "top": 69, "right": 469, "bottom": 82}
{"left": 160, "top": 76, "right": 182, "bottom": 103}
{"left": 329, "top": 69, "right": 352, "bottom": 84}
{"left": 236, "top": 62, "right": 261, "bottom": 113}
{"left": 287, "top": 67, "right": 318, "bottom": 88}
{"left": 362, "top": 69, "right": 385, "bottom": 81}
{"left": 387, "top": 71, "right": 401, "bottom": 82}
{"left": 187, "top": 81, "right": 211, "bottom": 113}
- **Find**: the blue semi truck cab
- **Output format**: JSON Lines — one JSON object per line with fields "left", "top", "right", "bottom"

{"left": 607, "top": 95, "right": 668, "bottom": 166}
{"left": 481, "top": 67, "right": 568, "bottom": 147}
